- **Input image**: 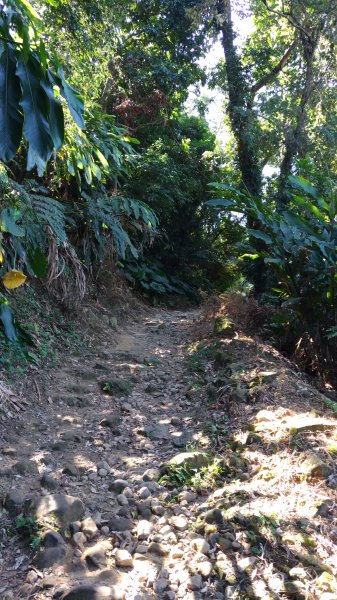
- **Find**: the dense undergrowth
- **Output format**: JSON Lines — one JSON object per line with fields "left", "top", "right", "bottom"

{"left": 1, "top": 0, "right": 337, "bottom": 388}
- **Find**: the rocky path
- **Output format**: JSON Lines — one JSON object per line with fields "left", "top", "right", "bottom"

{"left": 0, "top": 309, "right": 228, "bottom": 600}
{"left": 1, "top": 305, "right": 337, "bottom": 600}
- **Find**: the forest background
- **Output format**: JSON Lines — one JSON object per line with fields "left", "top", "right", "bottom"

{"left": 0, "top": 0, "right": 337, "bottom": 384}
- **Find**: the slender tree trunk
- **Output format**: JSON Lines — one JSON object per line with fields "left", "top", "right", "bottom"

{"left": 277, "top": 32, "right": 319, "bottom": 204}
{"left": 218, "top": 0, "right": 262, "bottom": 198}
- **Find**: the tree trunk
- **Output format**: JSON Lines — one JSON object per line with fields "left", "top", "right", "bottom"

{"left": 277, "top": 32, "right": 319, "bottom": 204}
{"left": 218, "top": 0, "right": 262, "bottom": 198}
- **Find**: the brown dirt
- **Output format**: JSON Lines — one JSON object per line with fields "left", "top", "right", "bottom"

{"left": 0, "top": 297, "right": 336, "bottom": 600}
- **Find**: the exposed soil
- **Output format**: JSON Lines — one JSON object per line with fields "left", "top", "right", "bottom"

{"left": 0, "top": 301, "right": 336, "bottom": 600}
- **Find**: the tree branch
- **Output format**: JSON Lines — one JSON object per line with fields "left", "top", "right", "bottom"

{"left": 261, "top": 0, "right": 311, "bottom": 39}
{"left": 251, "top": 39, "right": 297, "bottom": 96}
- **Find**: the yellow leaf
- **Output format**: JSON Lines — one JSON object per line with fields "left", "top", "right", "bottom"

{"left": 0, "top": 251, "right": 3, "bottom": 265}
{"left": 2, "top": 270, "right": 27, "bottom": 289}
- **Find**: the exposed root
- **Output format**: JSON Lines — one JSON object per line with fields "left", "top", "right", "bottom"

{"left": 46, "top": 229, "right": 87, "bottom": 308}
{"left": 0, "top": 380, "right": 28, "bottom": 418}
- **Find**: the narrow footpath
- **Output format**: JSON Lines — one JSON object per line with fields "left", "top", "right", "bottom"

{"left": 1, "top": 307, "right": 337, "bottom": 600}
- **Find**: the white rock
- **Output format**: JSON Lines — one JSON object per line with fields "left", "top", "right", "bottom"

{"left": 115, "top": 549, "right": 133, "bottom": 568}
{"left": 170, "top": 516, "right": 188, "bottom": 531}
{"left": 81, "top": 517, "right": 98, "bottom": 540}
{"left": 137, "top": 520, "right": 153, "bottom": 540}
{"left": 190, "top": 538, "right": 210, "bottom": 555}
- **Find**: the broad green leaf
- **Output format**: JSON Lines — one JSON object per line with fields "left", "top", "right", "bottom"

{"left": 16, "top": 55, "right": 54, "bottom": 169}
{"left": 289, "top": 175, "right": 317, "bottom": 196}
{"left": 57, "top": 68, "right": 85, "bottom": 129}
{"left": 206, "top": 199, "right": 236, "bottom": 208}
{"left": 0, "top": 303, "right": 17, "bottom": 342}
{"left": 292, "top": 195, "right": 326, "bottom": 222}
{"left": 28, "top": 248, "right": 48, "bottom": 277}
{"left": 247, "top": 229, "right": 273, "bottom": 244}
{"left": 0, "top": 44, "right": 24, "bottom": 162}
{"left": 1, "top": 208, "right": 25, "bottom": 237}
{"left": 94, "top": 148, "right": 109, "bottom": 168}
{"left": 17, "top": 0, "right": 41, "bottom": 21}
{"left": 240, "top": 253, "right": 260, "bottom": 259}
{"left": 41, "top": 72, "right": 64, "bottom": 149}
{"left": 208, "top": 182, "right": 247, "bottom": 198}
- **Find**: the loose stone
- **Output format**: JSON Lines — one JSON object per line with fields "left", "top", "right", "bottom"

{"left": 115, "top": 549, "right": 133, "bottom": 568}
{"left": 153, "top": 579, "right": 169, "bottom": 593}
{"left": 170, "top": 515, "right": 188, "bottom": 531}
{"left": 81, "top": 517, "right": 98, "bottom": 540}
{"left": 137, "top": 519, "right": 153, "bottom": 540}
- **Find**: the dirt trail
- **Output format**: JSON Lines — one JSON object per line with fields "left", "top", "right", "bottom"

{"left": 0, "top": 305, "right": 337, "bottom": 600}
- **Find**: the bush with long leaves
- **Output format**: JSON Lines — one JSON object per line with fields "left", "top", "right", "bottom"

{"left": 208, "top": 176, "right": 337, "bottom": 382}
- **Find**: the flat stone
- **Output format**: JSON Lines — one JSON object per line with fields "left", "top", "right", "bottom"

{"left": 61, "top": 585, "right": 125, "bottom": 599}
{"left": 115, "top": 549, "right": 133, "bottom": 567}
{"left": 40, "top": 473, "right": 58, "bottom": 490}
{"left": 187, "top": 574, "right": 203, "bottom": 590}
{"left": 148, "top": 542, "right": 170, "bottom": 556}
{"left": 172, "top": 433, "right": 191, "bottom": 448}
{"left": 62, "top": 464, "right": 79, "bottom": 477}
{"left": 190, "top": 538, "right": 210, "bottom": 554}
{"left": 139, "top": 486, "right": 151, "bottom": 500}
{"left": 34, "top": 546, "right": 66, "bottom": 569}
{"left": 109, "top": 480, "right": 129, "bottom": 494}
{"left": 143, "top": 468, "right": 160, "bottom": 481}
{"left": 33, "top": 494, "right": 85, "bottom": 530}
{"left": 2, "top": 446, "right": 16, "bottom": 455}
{"left": 153, "top": 579, "right": 169, "bottom": 593}
{"left": 197, "top": 561, "right": 212, "bottom": 577}
{"left": 300, "top": 453, "right": 332, "bottom": 479}
{"left": 15, "top": 460, "right": 39, "bottom": 475}
{"left": 143, "top": 424, "right": 169, "bottom": 440}
{"left": 109, "top": 515, "right": 133, "bottom": 531}
{"left": 286, "top": 417, "right": 337, "bottom": 433}
{"left": 73, "top": 532, "right": 87, "bottom": 550}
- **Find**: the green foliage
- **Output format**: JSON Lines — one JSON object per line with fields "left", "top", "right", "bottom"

{"left": 209, "top": 173, "right": 337, "bottom": 380}
{"left": 159, "top": 457, "right": 225, "bottom": 491}
{"left": 123, "top": 258, "right": 198, "bottom": 302}
{"left": 0, "top": 0, "right": 85, "bottom": 172}
{"left": 15, "top": 514, "right": 41, "bottom": 550}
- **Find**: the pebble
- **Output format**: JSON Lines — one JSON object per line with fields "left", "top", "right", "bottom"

{"left": 190, "top": 538, "right": 210, "bottom": 554}
{"left": 170, "top": 516, "right": 188, "bottom": 531}
{"left": 139, "top": 486, "right": 151, "bottom": 499}
{"left": 81, "top": 517, "right": 98, "bottom": 539}
{"left": 137, "top": 519, "right": 153, "bottom": 540}
{"left": 109, "top": 479, "right": 130, "bottom": 493}
{"left": 187, "top": 574, "right": 203, "bottom": 591}
{"left": 101, "top": 525, "right": 110, "bottom": 535}
{"left": 117, "top": 494, "right": 129, "bottom": 506}
{"left": 115, "top": 549, "right": 133, "bottom": 567}
{"left": 153, "top": 579, "right": 169, "bottom": 593}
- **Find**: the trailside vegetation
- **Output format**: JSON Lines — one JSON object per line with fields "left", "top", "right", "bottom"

{"left": 1, "top": 0, "right": 337, "bottom": 382}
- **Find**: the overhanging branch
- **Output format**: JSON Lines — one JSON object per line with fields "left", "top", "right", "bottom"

{"left": 251, "top": 38, "right": 297, "bottom": 96}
